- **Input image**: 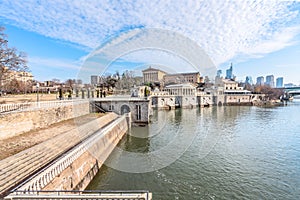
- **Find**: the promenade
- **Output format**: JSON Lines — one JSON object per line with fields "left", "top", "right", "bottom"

{"left": 0, "top": 113, "right": 104, "bottom": 160}
{"left": 0, "top": 94, "right": 58, "bottom": 104}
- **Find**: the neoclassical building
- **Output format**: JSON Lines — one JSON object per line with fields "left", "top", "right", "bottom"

{"left": 142, "top": 67, "right": 167, "bottom": 84}
{"left": 142, "top": 66, "right": 201, "bottom": 86}
{"left": 164, "top": 72, "right": 200, "bottom": 85}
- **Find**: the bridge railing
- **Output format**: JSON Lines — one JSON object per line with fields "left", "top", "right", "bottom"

{"left": 5, "top": 190, "right": 152, "bottom": 200}
{"left": 0, "top": 99, "right": 89, "bottom": 114}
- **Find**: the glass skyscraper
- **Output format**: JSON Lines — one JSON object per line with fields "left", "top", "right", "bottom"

{"left": 256, "top": 76, "right": 264, "bottom": 85}
{"left": 225, "top": 63, "right": 233, "bottom": 79}
{"left": 266, "top": 75, "right": 275, "bottom": 87}
{"left": 276, "top": 77, "right": 283, "bottom": 88}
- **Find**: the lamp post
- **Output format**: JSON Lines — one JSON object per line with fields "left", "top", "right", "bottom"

{"left": 36, "top": 83, "right": 40, "bottom": 104}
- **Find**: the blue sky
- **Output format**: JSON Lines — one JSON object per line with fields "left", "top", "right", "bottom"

{"left": 1, "top": 0, "right": 300, "bottom": 85}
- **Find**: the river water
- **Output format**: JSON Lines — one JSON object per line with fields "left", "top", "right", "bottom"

{"left": 86, "top": 101, "right": 300, "bottom": 199}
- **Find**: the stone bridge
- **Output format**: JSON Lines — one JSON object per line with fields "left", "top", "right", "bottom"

{"left": 91, "top": 96, "right": 150, "bottom": 126}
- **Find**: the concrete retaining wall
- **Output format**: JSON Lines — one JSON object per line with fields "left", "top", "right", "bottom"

{"left": 17, "top": 114, "right": 129, "bottom": 192}
{"left": 0, "top": 101, "right": 90, "bottom": 140}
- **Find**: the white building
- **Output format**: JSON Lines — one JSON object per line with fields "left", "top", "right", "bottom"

{"left": 214, "top": 79, "right": 254, "bottom": 105}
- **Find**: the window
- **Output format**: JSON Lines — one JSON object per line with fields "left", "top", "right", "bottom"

{"left": 136, "top": 105, "right": 141, "bottom": 120}
{"left": 109, "top": 105, "right": 114, "bottom": 111}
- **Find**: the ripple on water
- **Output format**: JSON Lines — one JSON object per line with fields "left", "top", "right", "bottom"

{"left": 87, "top": 104, "right": 300, "bottom": 199}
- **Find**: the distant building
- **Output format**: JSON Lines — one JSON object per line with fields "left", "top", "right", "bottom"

{"left": 276, "top": 77, "right": 283, "bottom": 88}
{"left": 213, "top": 79, "right": 253, "bottom": 106}
{"left": 44, "top": 80, "right": 54, "bottom": 87}
{"left": 76, "top": 79, "right": 83, "bottom": 85}
{"left": 0, "top": 67, "right": 34, "bottom": 87}
{"left": 216, "top": 70, "right": 222, "bottom": 78}
{"left": 284, "top": 83, "right": 296, "bottom": 88}
{"left": 91, "top": 75, "right": 99, "bottom": 85}
{"left": 256, "top": 76, "right": 264, "bottom": 86}
{"left": 164, "top": 83, "right": 197, "bottom": 96}
{"left": 245, "top": 76, "right": 253, "bottom": 85}
{"left": 265, "top": 75, "right": 275, "bottom": 87}
{"left": 164, "top": 72, "right": 200, "bottom": 85}
{"left": 142, "top": 66, "right": 167, "bottom": 84}
{"left": 142, "top": 66, "right": 200, "bottom": 86}
{"left": 225, "top": 63, "right": 233, "bottom": 79}
{"left": 222, "top": 79, "right": 243, "bottom": 90}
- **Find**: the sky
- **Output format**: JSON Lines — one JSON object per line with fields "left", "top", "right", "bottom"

{"left": 1, "top": 0, "right": 300, "bottom": 85}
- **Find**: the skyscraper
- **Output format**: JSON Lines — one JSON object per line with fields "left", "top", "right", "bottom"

{"left": 225, "top": 63, "right": 233, "bottom": 79}
{"left": 245, "top": 76, "right": 253, "bottom": 85}
{"left": 276, "top": 77, "right": 283, "bottom": 88}
{"left": 266, "top": 75, "right": 275, "bottom": 87}
{"left": 216, "top": 70, "right": 222, "bottom": 78}
{"left": 215, "top": 70, "right": 223, "bottom": 85}
{"left": 256, "top": 76, "right": 264, "bottom": 86}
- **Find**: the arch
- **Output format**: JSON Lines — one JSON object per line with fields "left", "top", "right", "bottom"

{"left": 121, "top": 104, "right": 130, "bottom": 115}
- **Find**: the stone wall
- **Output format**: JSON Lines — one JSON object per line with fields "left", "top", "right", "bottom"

{"left": 198, "top": 95, "right": 213, "bottom": 107}
{"left": 0, "top": 102, "right": 90, "bottom": 140}
{"left": 94, "top": 100, "right": 150, "bottom": 125}
{"left": 224, "top": 94, "right": 253, "bottom": 105}
{"left": 35, "top": 115, "right": 128, "bottom": 191}
{"left": 150, "top": 96, "right": 176, "bottom": 110}
{"left": 180, "top": 96, "right": 198, "bottom": 108}
{"left": 151, "top": 95, "right": 214, "bottom": 109}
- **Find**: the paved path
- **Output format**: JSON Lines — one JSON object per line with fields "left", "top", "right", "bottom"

{"left": 0, "top": 112, "right": 118, "bottom": 197}
{"left": 0, "top": 113, "right": 105, "bottom": 160}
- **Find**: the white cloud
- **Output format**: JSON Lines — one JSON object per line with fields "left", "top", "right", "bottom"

{"left": 29, "top": 56, "right": 81, "bottom": 70}
{"left": 77, "top": 28, "right": 217, "bottom": 81}
{"left": 1, "top": 0, "right": 300, "bottom": 68}
{"left": 246, "top": 26, "right": 300, "bottom": 55}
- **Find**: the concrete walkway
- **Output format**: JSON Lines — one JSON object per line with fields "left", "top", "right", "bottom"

{"left": 0, "top": 113, "right": 104, "bottom": 160}
{"left": 0, "top": 112, "right": 118, "bottom": 197}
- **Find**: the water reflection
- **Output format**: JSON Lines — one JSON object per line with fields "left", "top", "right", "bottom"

{"left": 87, "top": 104, "right": 300, "bottom": 199}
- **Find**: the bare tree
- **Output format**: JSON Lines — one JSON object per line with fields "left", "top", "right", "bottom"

{"left": 254, "top": 85, "right": 283, "bottom": 100}
{"left": 0, "top": 27, "right": 28, "bottom": 90}
{"left": 115, "top": 70, "right": 141, "bottom": 90}
{"left": 52, "top": 78, "right": 61, "bottom": 84}
{"left": 65, "top": 79, "right": 76, "bottom": 90}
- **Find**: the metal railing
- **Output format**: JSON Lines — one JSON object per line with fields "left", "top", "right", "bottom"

{"left": 5, "top": 190, "right": 152, "bottom": 200}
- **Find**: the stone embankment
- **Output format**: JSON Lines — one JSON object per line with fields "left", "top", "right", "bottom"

{"left": 0, "top": 100, "right": 90, "bottom": 140}
{"left": 252, "top": 99, "right": 283, "bottom": 107}
{"left": 0, "top": 112, "right": 128, "bottom": 198}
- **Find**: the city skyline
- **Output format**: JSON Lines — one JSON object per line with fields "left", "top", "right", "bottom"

{"left": 1, "top": 1, "right": 300, "bottom": 84}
